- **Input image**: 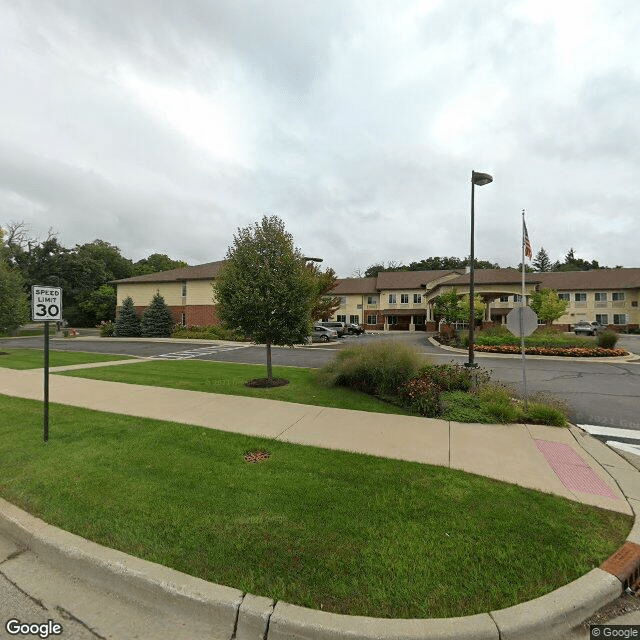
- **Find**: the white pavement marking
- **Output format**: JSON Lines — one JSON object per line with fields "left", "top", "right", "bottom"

{"left": 607, "top": 441, "right": 640, "bottom": 456}
{"left": 578, "top": 424, "right": 640, "bottom": 441}
{"left": 149, "top": 345, "right": 249, "bottom": 360}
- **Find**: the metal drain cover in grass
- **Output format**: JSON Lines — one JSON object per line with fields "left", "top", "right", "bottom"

{"left": 243, "top": 450, "right": 270, "bottom": 463}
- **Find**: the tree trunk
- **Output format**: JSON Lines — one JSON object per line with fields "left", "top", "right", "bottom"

{"left": 266, "top": 341, "right": 272, "bottom": 384}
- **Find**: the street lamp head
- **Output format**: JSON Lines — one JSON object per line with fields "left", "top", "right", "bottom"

{"left": 302, "top": 256, "right": 323, "bottom": 263}
{"left": 472, "top": 171, "right": 493, "bottom": 186}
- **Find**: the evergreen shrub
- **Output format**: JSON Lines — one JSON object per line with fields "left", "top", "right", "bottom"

{"left": 141, "top": 293, "right": 174, "bottom": 337}
{"left": 115, "top": 297, "right": 141, "bottom": 337}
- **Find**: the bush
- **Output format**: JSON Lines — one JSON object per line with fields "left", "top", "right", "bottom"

{"left": 171, "top": 324, "right": 246, "bottom": 341}
{"left": 98, "top": 320, "right": 116, "bottom": 337}
{"left": 597, "top": 330, "right": 618, "bottom": 349}
{"left": 317, "top": 342, "right": 424, "bottom": 397}
{"left": 115, "top": 297, "right": 141, "bottom": 337}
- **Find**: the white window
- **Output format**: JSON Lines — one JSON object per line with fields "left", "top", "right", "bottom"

{"left": 389, "top": 294, "right": 397, "bottom": 304}
{"left": 594, "top": 292, "right": 607, "bottom": 302}
{"left": 499, "top": 295, "right": 509, "bottom": 302}
{"left": 367, "top": 295, "right": 378, "bottom": 305}
{"left": 596, "top": 314, "right": 608, "bottom": 325}
{"left": 337, "top": 315, "right": 346, "bottom": 323}
{"left": 613, "top": 314, "right": 627, "bottom": 325}
{"left": 558, "top": 293, "right": 570, "bottom": 301}
{"left": 339, "top": 296, "right": 347, "bottom": 306}
{"left": 181, "top": 312, "right": 186, "bottom": 326}
{"left": 415, "top": 316, "right": 425, "bottom": 325}
{"left": 414, "top": 293, "right": 422, "bottom": 303}
{"left": 400, "top": 294, "right": 409, "bottom": 304}
{"left": 349, "top": 315, "right": 359, "bottom": 324}
{"left": 513, "top": 294, "right": 523, "bottom": 302}
{"left": 181, "top": 282, "right": 187, "bottom": 297}
{"left": 367, "top": 314, "right": 377, "bottom": 325}
{"left": 388, "top": 315, "right": 399, "bottom": 325}
{"left": 613, "top": 292, "right": 625, "bottom": 301}
{"left": 574, "top": 293, "right": 587, "bottom": 302}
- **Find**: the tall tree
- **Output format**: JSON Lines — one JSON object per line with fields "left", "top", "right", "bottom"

{"left": 0, "top": 228, "right": 29, "bottom": 334}
{"left": 133, "top": 254, "right": 188, "bottom": 275}
{"left": 532, "top": 247, "right": 552, "bottom": 272}
{"left": 308, "top": 265, "right": 340, "bottom": 321}
{"left": 214, "top": 216, "right": 315, "bottom": 385}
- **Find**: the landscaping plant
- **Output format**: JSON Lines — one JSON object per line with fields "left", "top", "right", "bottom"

{"left": 115, "top": 296, "right": 141, "bottom": 337}
{"left": 141, "top": 292, "right": 174, "bottom": 338}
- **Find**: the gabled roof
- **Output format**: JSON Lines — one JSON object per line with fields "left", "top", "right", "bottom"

{"left": 332, "top": 277, "right": 378, "bottom": 295}
{"left": 537, "top": 269, "right": 640, "bottom": 290}
{"left": 112, "top": 260, "right": 226, "bottom": 284}
{"left": 376, "top": 270, "right": 459, "bottom": 289}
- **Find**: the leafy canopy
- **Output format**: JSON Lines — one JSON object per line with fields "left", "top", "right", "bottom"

{"left": 530, "top": 288, "right": 569, "bottom": 324}
{"left": 214, "top": 215, "right": 316, "bottom": 347}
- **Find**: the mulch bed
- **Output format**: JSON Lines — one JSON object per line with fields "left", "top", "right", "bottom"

{"left": 244, "top": 378, "right": 289, "bottom": 388}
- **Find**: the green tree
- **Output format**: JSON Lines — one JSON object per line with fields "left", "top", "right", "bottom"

{"left": 310, "top": 265, "right": 340, "bottom": 321}
{"left": 141, "top": 292, "right": 174, "bottom": 337}
{"left": 433, "top": 291, "right": 461, "bottom": 323}
{"left": 78, "top": 284, "right": 117, "bottom": 325}
{"left": 0, "top": 229, "right": 29, "bottom": 334}
{"left": 458, "top": 294, "right": 486, "bottom": 323}
{"left": 530, "top": 288, "right": 569, "bottom": 325}
{"left": 133, "top": 254, "right": 188, "bottom": 275}
{"left": 532, "top": 247, "right": 552, "bottom": 272}
{"left": 214, "top": 215, "right": 315, "bottom": 385}
{"left": 115, "top": 296, "right": 141, "bottom": 337}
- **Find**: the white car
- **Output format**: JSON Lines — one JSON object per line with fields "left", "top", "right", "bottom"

{"left": 573, "top": 321, "right": 605, "bottom": 336}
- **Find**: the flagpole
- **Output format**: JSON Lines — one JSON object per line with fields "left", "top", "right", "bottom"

{"left": 521, "top": 209, "right": 528, "bottom": 410}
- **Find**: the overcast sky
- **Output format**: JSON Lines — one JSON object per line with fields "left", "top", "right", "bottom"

{"left": 1, "top": 1, "right": 638, "bottom": 277}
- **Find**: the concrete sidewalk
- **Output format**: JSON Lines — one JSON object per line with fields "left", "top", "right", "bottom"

{"left": 0, "top": 365, "right": 631, "bottom": 514}
{"left": 1, "top": 363, "right": 640, "bottom": 639}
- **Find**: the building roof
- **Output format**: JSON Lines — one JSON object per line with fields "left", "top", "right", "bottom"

{"left": 332, "top": 277, "right": 378, "bottom": 294}
{"left": 537, "top": 268, "right": 640, "bottom": 290}
{"left": 112, "top": 260, "right": 226, "bottom": 284}
{"left": 376, "top": 270, "right": 459, "bottom": 290}
{"left": 444, "top": 268, "right": 542, "bottom": 286}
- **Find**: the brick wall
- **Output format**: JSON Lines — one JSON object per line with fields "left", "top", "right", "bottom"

{"left": 118, "top": 305, "right": 218, "bottom": 327}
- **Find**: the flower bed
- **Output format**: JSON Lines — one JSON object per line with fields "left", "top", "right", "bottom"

{"left": 474, "top": 344, "right": 627, "bottom": 357}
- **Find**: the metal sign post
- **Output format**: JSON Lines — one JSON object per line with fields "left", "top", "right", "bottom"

{"left": 31, "top": 286, "right": 62, "bottom": 442}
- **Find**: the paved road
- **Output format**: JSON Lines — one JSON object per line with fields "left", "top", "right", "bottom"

{"left": 2, "top": 332, "right": 639, "bottom": 432}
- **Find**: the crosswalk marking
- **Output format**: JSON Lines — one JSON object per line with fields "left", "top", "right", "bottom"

{"left": 578, "top": 423, "right": 640, "bottom": 457}
{"left": 150, "top": 345, "right": 248, "bottom": 360}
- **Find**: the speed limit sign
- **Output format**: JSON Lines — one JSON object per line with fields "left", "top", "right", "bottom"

{"left": 32, "top": 285, "right": 63, "bottom": 321}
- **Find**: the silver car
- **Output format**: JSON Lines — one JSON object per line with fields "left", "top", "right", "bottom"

{"left": 573, "top": 321, "right": 605, "bottom": 336}
{"left": 311, "top": 325, "right": 338, "bottom": 342}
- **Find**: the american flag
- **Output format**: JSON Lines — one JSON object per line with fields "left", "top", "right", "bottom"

{"left": 523, "top": 219, "right": 532, "bottom": 260}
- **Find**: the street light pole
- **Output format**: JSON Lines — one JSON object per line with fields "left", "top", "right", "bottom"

{"left": 466, "top": 170, "right": 493, "bottom": 368}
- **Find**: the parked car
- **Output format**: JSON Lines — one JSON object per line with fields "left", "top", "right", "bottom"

{"left": 573, "top": 321, "right": 605, "bottom": 336}
{"left": 317, "top": 321, "right": 347, "bottom": 337}
{"left": 346, "top": 322, "right": 365, "bottom": 335}
{"left": 311, "top": 325, "right": 338, "bottom": 342}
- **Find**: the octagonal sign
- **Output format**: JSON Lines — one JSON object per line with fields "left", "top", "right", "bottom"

{"left": 506, "top": 306, "right": 538, "bottom": 337}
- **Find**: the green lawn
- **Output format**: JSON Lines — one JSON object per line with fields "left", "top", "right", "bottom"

{"left": 59, "top": 359, "right": 410, "bottom": 415}
{"left": 0, "top": 394, "right": 630, "bottom": 619}
{"left": 0, "top": 348, "right": 135, "bottom": 370}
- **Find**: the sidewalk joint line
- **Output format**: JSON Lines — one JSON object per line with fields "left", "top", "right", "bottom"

{"left": 0, "top": 565, "right": 47, "bottom": 611}
{"left": 55, "top": 605, "right": 108, "bottom": 640}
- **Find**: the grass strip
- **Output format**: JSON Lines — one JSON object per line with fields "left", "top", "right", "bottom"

{"left": 0, "top": 394, "right": 631, "bottom": 619}
{"left": 58, "top": 359, "right": 410, "bottom": 415}
{"left": 0, "top": 348, "right": 135, "bottom": 370}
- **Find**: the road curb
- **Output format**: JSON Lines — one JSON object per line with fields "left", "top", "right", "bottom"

{"left": 0, "top": 493, "right": 630, "bottom": 640}
{"left": 0, "top": 497, "right": 244, "bottom": 640}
